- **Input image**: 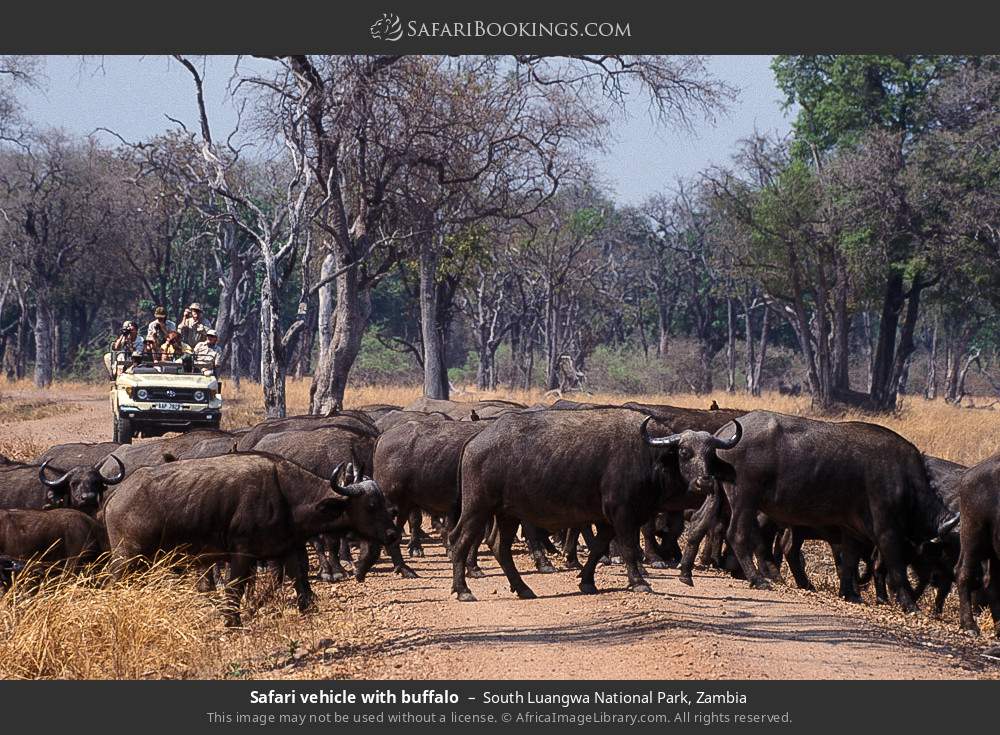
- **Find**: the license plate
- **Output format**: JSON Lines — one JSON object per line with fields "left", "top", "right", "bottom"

{"left": 153, "top": 402, "right": 182, "bottom": 411}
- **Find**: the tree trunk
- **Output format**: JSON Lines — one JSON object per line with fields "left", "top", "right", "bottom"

{"left": 259, "top": 264, "right": 286, "bottom": 419}
{"left": 316, "top": 251, "right": 336, "bottom": 374}
{"left": 832, "top": 269, "right": 851, "bottom": 392}
{"left": 725, "top": 298, "right": 736, "bottom": 393}
{"left": 310, "top": 263, "right": 371, "bottom": 414}
{"left": 869, "top": 271, "right": 905, "bottom": 410}
{"left": 924, "top": 319, "right": 938, "bottom": 399}
{"left": 33, "top": 290, "right": 54, "bottom": 388}
{"left": 418, "top": 237, "right": 449, "bottom": 400}
{"left": 753, "top": 306, "right": 770, "bottom": 397}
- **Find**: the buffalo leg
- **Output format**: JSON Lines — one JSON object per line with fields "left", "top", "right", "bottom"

{"left": 407, "top": 509, "right": 425, "bottom": 557}
{"left": 563, "top": 528, "right": 582, "bottom": 570}
{"left": 874, "top": 526, "right": 918, "bottom": 612}
{"left": 386, "top": 540, "right": 419, "bottom": 579}
{"left": 491, "top": 516, "right": 536, "bottom": 599}
{"left": 986, "top": 556, "right": 1000, "bottom": 638}
{"left": 957, "top": 541, "right": 984, "bottom": 634}
{"left": 449, "top": 509, "right": 492, "bottom": 602}
{"left": 223, "top": 554, "right": 253, "bottom": 627}
{"left": 578, "top": 522, "right": 614, "bottom": 594}
{"left": 285, "top": 547, "right": 317, "bottom": 614}
{"left": 353, "top": 542, "right": 382, "bottom": 583}
{"left": 726, "top": 501, "right": 770, "bottom": 590}
{"left": 679, "top": 491, "right": 721, "bottom": 585}
{"left": 523, "top": 523, "right": 557, "bottom": 573}
{"left": 781, "top": 529, "right": 815, "bottom": 591}
{"left": 641, "top": 519, "right": 669, "bottom": 569}
{"left": 835, "top": 542, "right": 864, "bottom": 603}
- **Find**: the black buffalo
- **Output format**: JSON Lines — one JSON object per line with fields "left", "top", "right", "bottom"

{"left": 449, "top": 408, "right": 712, "bottom": 601}
{"left": 955, "top": 452, "right": 1000, "bottom": 636}
{"left": 1, "top": 455, "right": 125, "bottom": 513}
{"left": 103, "top": 453, "right": 398, "bottom": 626}
{"left": 648, "top": 410, "right": 958, "bottom": 612}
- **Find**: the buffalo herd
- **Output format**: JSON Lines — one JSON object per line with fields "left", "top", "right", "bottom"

{"left": 1, "top": 396, "right": 998, "bottom": 640}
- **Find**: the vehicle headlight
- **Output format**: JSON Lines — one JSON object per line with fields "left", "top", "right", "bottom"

{"left": 136, "top": 388, "right": 149, "bottom": 400}
{"left": 193, "top": 390, "right": 205, "bottom": 402}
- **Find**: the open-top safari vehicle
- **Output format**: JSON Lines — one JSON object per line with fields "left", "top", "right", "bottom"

{"left": 107, "top": 351, "right": 223, "bottom": 444}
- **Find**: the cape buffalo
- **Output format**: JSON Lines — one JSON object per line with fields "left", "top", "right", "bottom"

{"left": 99, "top": 430, "right": 233, "bottom": 476}
{"left": 404, "top": 397, "right": 526, "bottom": 420}
{"left": 0, "top": 508, "right": 104, "bottom": 571}
{"left": 1, "top": 455, "right": 125, "bottom": 513}
{"left": 647, "top": 410, "right": 958, "bottom": 611}
{"left": 449, "top": 408, "right": 705, "bottom": 601}
{"left": 235, "top": 413, "right": 377, "bottom": 451}
{"left": 35, "top": 441, "right": 120, "bottom": 468}
{"left": 103, "top": 453, "right": 398, "bottom": 626}
{"left": 375, "top": 410, "right": 452, "bottom": 433}
{"left": 955, "top": 452, "right": 1000, "bottom": 636}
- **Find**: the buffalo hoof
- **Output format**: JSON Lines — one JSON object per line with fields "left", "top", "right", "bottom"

{"left": 323, "top": 571, "right": 350, "bottom": 583}
{"left": 649, "top": 560, "right": 668, "bottom": 570}
{"left": 630, "top": 582, "right": 653, "bottom": 594}
{"left": 223, "top": 615, "right": 243, "bottom": 628}
{"left": 354, "top": 573, "right": 368, "bottom": 583}
{"left": 467, "top": 566, "right": 486, "bottom": 579}
{"left": 564, "top": 560, "right": 582, "bottom": 571}
{"left": 535, "top": 562, "right": 558, "bottom": 574}
{"left": 598, "top": 556, "right": 612, "bottom": 566}
{"left": 395, "top": 566, "right": 419, "bottom": 579}
{"left": 456, "top": 591, "right": 477, "bottom": 603}
{"left": 678, "top": 575, "right": 694, "bottom": 587}
{"left": 579, "top": 582, "right": 598, "bottom": 595}
{"left": 408, "top": 547, "right": 424, "bottom": 558}
{"left": 841, "top": 593, "right": 863, "bottom": 604}
{"left": 514, "top": 587, "right": 538, "bottom": 600}
{"left": 749, "top": 578, "right": 771, "bottom": 591}
{"left": 298, "top": 598, "right": 319, "bottom": 615}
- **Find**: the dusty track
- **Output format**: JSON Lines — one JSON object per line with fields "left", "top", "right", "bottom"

{"left": 5, "top": 386, "right": 999, "bottom": 680}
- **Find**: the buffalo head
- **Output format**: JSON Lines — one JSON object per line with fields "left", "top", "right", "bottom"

{"left": 39, "top": 455, "right": 125, "bottom": 511}
{"left": 327, "top": 462, "right": 400, "bottom": 552}
{"left": 641, "top": 417, "right": 742, "bottom": 493}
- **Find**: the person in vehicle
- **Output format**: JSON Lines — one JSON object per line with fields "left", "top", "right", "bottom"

{"left": 161, "top": 330, "right": 193, "bottom": 359}
{"left": 142, "top": 337, "right": 162, "bottom": 361}
{"left": 193, "top": 329, "right": 221, "bottom": 370}
{"left": 104, "top": 320, "right": 143, "bottom": 377}
{"left": 180, "top": 302, "right": 212, "bottom": 348}
{"left": 146, "top": 306, "right": 176, "bottom": 347}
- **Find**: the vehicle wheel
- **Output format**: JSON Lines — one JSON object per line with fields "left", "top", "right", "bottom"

{"left": 116, "top": 417, "right": 134, "bottom": 444}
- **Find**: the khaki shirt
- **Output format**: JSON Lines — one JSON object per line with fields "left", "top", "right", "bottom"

{"left": 193, "top": 341, "right": 221, "bottom": 369}
{"left": 179, "top": 317, "right": 213, "bottom": 348}
{"left": 146, "top": 319, "right": 176, "bottom": 345}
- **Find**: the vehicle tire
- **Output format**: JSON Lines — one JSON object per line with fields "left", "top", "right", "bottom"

{"left": 116, "top": 416, "right": 134, "bottom": 445}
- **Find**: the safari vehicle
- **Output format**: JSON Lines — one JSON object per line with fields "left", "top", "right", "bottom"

{"left": 108, "top": 351, "right": 223, "bottom": 444}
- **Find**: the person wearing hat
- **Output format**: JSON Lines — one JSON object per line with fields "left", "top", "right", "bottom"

{"left": 105, "top": 320, "right": 143, "bottom": 378}
{"left": 193, "top": 328, "right": 221, "bottom": 371}
{"left": 179, "top": 302, "right": 213, "bottom": 349}
{"left": 146, "top": 306, "right": 176, "bottom": 347}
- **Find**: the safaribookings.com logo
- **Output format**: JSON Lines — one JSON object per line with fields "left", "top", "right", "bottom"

{"left": 370, "top": 14, "right": 631, "bottom": 41}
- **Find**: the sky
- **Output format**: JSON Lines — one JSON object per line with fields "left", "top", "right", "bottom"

{"left": 21, "top": 55, "right": 793, "bottom": 205}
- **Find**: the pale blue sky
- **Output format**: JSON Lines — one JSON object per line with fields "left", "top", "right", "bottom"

{"left": 21, "top": 55, "right": 792, "bottom": 205}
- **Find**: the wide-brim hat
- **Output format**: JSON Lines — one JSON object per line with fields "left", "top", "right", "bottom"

{"left": 188, "top": 303, "right": 202, "bottom": 312}
{"left": 205, "top": 329, "right": 217, "bottom": 337}
{"left": 154, "top": 306, "right": 167, "bottom": 317}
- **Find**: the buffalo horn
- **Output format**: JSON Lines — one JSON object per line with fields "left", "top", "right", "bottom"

{"left": 640, "top": 416, "right": 681, "bottom": 448}
{"left": 330, "top": 462, "right": 362, "bottom": 497}
{"left": 100, "top": 454, "right": 126, "bottom": 485}
{"left": 38, "top": 460, "right": 72, "bottom": 488}
{"left": 710, "top": 420, "right": 742, "bottom": 451}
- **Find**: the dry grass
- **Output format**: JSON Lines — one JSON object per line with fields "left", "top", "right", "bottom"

{"left": 0, "top": 436, "right": 46, "bottom": 463}
{"left": 0, "top": 554, "right": 389, "bottom": 680}
{"left": 0, "top": 398, "right": 74, "bottom": 424}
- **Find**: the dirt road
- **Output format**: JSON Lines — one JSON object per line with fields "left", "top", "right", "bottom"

{"left": 6, "top": 387, "right": 998, "bottom": 680}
